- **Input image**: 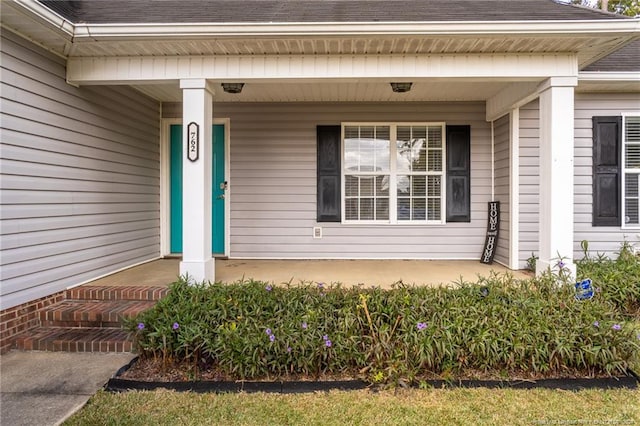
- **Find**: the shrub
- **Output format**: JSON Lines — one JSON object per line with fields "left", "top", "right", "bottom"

{"left": 576, "top": 241, "right": 640, "bottom": 318}
{"left": 128, "top": 270, "right": 640, "bottom": 384}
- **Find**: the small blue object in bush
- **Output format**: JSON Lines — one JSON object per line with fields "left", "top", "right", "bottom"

{"left": 575, "top": 278, "right": 594, "bottom": 300}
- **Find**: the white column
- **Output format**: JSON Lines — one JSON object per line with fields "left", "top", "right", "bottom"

{"left": 509, "top": 108, "right": 520, "bottom": 270}
{"left": 179, "top": 79, "right": 214, "bottom": 283}
{"left": 535, "top": 77, "right": 578, "bottom": 279}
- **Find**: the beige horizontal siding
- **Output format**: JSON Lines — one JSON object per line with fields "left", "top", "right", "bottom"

{"left": 0, "top": 31, "right": 161, "bottom": 309}
{"left": 518, "top": 100, "right": 540, "bottom": 268}
{"left": 165, "top": 101, "right": 493, "bottom": 259}
{"left": 493, "top": 114, "right": 510, "bottom": 266}
{"left": 574, "top": 92, "right": 640, "bottom": 258}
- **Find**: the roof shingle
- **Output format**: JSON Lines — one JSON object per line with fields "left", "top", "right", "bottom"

{"left": 39, "top": 0, "right": 628, "bottom": 24}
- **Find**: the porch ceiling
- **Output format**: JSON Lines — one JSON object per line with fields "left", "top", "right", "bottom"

{"left": 132, "top": 79, "right": 519, "bottom": 103}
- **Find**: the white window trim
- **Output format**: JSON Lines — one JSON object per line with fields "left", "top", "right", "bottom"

{"left": 622, "top": 113, "right": 640, "bottom": 229}
{"left": 341, "top": 122, "right": 446, "bottom": 225}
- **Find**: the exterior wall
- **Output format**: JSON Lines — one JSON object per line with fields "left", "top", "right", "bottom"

{"left": 518, "top": 99, "right": 540, "bottom": 268}
{"left": 574, "top": 92, "right": 640, "bottom": 257}
{"left": 0, "top": 31, "right": 161, "bottom": 310}
{"left": 493, "top": 114, "right": 510, "bottom": 266}
{"left": 163, "top": 101, "right": 493, "bottom": 259}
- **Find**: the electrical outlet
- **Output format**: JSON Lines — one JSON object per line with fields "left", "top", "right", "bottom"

{"left": 313, "top": 227, "right": 322, "bottom": 239}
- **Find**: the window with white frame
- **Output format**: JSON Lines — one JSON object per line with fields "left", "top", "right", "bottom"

{"left": 342, "top": 123, "right": 445, "bottom": 224}
{"left": 623, "top": 115, "right": 640, "bottom": 227}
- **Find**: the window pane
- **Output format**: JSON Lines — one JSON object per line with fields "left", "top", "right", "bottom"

{"left": 428, "top": 176, "right": 441, "bottom": 196}
{"left": 360, "top": 176, "right": 374, "bottom": 196}
{"left": 376, "top": 198, "right": 389, "bottom": 220}
{"left": 428, "top": 150, "right": 442, "bottom": 172}
{"left": 412, "top": 176, "right": 426, "bottom": 196}
{"left": 397, "top": 175, "right": 410, "bottom": 196}
{"left": 360, "top": 198, "right": 374, "bottom": 220}
{"left": 428, "top": 198, "right": 441, "bottom": 221}
{"left": 415, "top": 146, "right": 427, "bottom": 171}
{"left": 427, "top": 126, "right": 442, "bottom": 148}
{"left": 344, "top": 138, "right": 359, "bottom": 172}
{"left": 626, "top": 145, "right": 640, "bottom": 169}
{"left": 345, "top": 175, "right": 358, "bottom": 197}
{"left": 626, "top": 174, "right": 639, "bottom": 198}
{"left": 376, "top": 176, "right": 389, "bottom": 196}
{"left": 626, "top": 116, "right": 640, "bottom": 143}
{"left": 413, "top": 198, "right": 426, "bottom": 220}
{"left": 626, "top": 198, "right": 639, "bottom": 225}
{"left": 398, "top": 198, "right": 410, "bottom": 220}
{"left": 345, "top": 198, "right": 358, "bottom": 220}
{"left": 396, "top": 140, "right": 411, "bottom": 172}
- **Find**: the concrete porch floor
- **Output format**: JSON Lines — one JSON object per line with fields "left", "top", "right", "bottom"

{"left": 85, "top": 258, "right": 532, "bottom": 289}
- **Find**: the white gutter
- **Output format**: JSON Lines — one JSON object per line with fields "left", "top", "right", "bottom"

{"left": 71, "top": 19, "right": 640, "bottom": 40}
{"left": 10, "top": 0, "right": 74, "bottom": 39}
{"left": 579, "top": 72, "right": 640, "bottom": 81}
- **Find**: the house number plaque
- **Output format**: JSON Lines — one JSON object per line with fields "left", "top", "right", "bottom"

{"left": 480, "top": 201, "right": 500, "bottom": 264}
{"left": 187, "top": 122, "right": 199, "bottom": 162}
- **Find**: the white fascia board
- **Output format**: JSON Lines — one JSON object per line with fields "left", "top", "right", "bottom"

{"left": 579, "top": 72, "right": 640, "bottom": 82}
{"left": 70, "top": 20, "right": 640, "bottom": 39}
{"left": 67, "top": 53, "right": 578, "bottom": 85}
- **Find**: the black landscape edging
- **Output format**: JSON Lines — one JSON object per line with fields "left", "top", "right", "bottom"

{"left": 106, "top": 358, "right": 639, "bottom": 394}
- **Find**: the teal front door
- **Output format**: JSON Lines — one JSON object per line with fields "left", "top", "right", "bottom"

{"left": 170, "top": 124, "right": 226, "bottom": 255}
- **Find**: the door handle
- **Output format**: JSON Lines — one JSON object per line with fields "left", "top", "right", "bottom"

{"left": 217, "top": 194, "right": 225, "bottom": 199}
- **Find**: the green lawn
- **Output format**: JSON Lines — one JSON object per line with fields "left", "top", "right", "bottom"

{"left": 65, "top": 387, "right": 639, "bottom": 426}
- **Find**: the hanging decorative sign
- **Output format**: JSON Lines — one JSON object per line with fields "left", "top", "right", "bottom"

{"left": 480, "top": 201, "right": 500, "bottom": 264}
{"left": 187, "top": 122, "right": 199, "bottom": 162}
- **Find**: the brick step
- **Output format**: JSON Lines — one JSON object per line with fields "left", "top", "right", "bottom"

{"left": 40, "top": 299, "right": 156, "bottom": 328}
{"left": 15, "top": 327, "right": 133, "bottom": 352}
{"left": 65, "top": 285, "right": 169, "bottom": 302}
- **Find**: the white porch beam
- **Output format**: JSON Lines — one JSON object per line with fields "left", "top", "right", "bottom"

{"left": 179, "top": 79, "right": 215, "bottom": 283}
{"left": 66, "top": 53, "right": 578, "bottom": 85}
{"left": 535, "top": 77, "right": 578, "bottom": 280}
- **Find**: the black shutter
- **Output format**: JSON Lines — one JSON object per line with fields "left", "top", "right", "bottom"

{"left": 317, "top": 125, "right": 341, "bottom": 222}
{"left": 446, "top": 125, "right": 471, "bottom": 222}
{"left": 592, "top": 116, "right": 621, "bottom": 226}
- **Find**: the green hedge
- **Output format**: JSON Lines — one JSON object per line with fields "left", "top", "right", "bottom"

{"left": 129, "top": 264, "right": 639, "bottom": 384}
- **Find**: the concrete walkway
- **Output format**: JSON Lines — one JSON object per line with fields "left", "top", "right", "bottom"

{"left": 0, "top": 351, "right": 134, "bottom": 426}
{"left": 86, "top": 258, "right": 531, "bottom": 288}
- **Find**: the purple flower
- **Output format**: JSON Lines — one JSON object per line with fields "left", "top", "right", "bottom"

{"left": 317, "top": 282, "right": 325, "bottom": 289}
{"left": 416, "top": 322, "right": 427, "bottom": 331}
{"left": 612, "top": 324, "right": 622, "bottom": 331}
{"left": 265, "top": 328, "right": 273, "bottom": 335}
{"left": 137, "top": 322, "right": 145, "bottom": 330}
{"left": 287, "top": 346, "right": 292, "bottom": 353}
{"left": 593, "top": 321, "right": 600, "bottom": 328}
{"left": 322, "top": 334, "right": 329, "bottom": 341}
{"left": 325, "top": 340, "right": 332, "bottom": 347}
{"left": 172, "top": 322, "right": 179, "bottom": 330}
{"left": 269, "top": 334, "right": 276, "bottom": 342}
{"left": 558, "top": 261, "right": 565, "bottom": 269}
{"left": 302, "top": 322, "right": 308, "bottom": 329}
{"left": 265, "top": 285, "right": 273, "bottom": 292}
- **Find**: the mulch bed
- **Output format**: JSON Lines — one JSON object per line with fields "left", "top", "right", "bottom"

{"left": 106, "top": 357, "right": 639, "bottom": 393}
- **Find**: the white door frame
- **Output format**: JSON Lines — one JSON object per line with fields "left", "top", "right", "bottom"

{"left": 160, "top": 117, "right": 231, "bottom": 257}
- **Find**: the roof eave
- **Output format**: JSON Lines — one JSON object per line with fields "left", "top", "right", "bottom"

{"left": 72, "top": 20, "right": 640, "bottom": 39}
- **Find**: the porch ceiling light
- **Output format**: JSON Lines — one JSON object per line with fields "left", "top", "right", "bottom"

{"left": 390, "top": 82, "right": 412, "bottom": 93}
{"left": 222, "top": 83, "right": 244, "bottom": 94}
